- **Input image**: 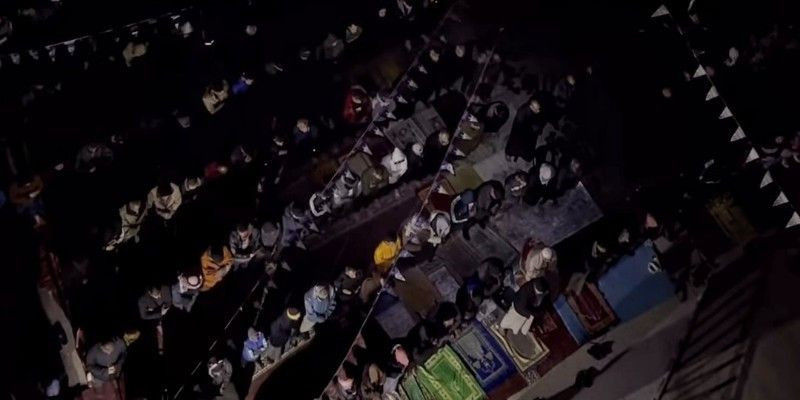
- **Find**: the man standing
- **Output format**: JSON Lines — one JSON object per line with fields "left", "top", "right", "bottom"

{"left": 85, "top": 337, "right": 127, "bottom": 398}
{"left": 138, "top": 285, "right": 172, "bottom": 354}
{"left": 265, "top": 307, "right": 302, "bottom": 364}
{"left": 301, "top": 284, "right": 337, "bottom": 338}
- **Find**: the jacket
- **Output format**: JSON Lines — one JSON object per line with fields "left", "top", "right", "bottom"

{"left": 373, "top": 238, "right": 401, "bottom": 274}
{"left": 242, "top": 332, "right": 268, "bottom": 362}
{"left": 147, "top": 183, "right": 183, "bottom": 220}
{"left": 228, "top": 224, "right": 262, "bottom": 260}
{"left": 513, "top": 278, "right": 550, "bottom": 317}
{"left": 269, "top": 312, "right": 300, "bottom": 347}
{"left": 304, "top": 285, "right": 337, "bottom": 323}
{"left": 117, "top": 204, "right": 146, "bottom": 242}
{"left": 171, "top": 283, "right": 199, "bottom": 312}
{"left": 200, "top": 247, "right": 234, "bottom": 291}
{"left": 86, "top": 338, "right": 126, "bottom": 383}
{"left": 137, "top": 286, "right": 172, "bottom": 320}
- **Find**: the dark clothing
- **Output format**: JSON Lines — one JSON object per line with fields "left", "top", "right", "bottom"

{"left": 506, "top": 102, "right": 547, "bottom": 162}
{"left": 137, "top": 286, "right": 172, "bottom": 320}
{"left": 86, "top": 339, "right": 127, "bottom": 382}
{"left": 269, "top": 313, "right": 300, "bottom": 347}
{"left": 513, "top": 278, "right": 549, "bottom": 318}
{"left": 335, "top": 271, "right": 365, "bottom": 303}
{"left": 474, "top": 180, "right": 504, "bottom": 220}
{"left": 524, "top": 173, "right": 559, "bottom": 206}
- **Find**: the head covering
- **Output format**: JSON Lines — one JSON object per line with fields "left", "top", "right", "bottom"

{"left": 179, "top": 274, "right": 203, "bottom": 291}
{"left": 179, "top": 21, "right": 193, "bottom": 37}
{"left": 260, "top": 221, "right": 280, "bottom": 248}
{"left": 314, "top": 285, "right": 330, "bottom": 299}
{"left": 411, "top": 143, "right": 424, "bottom": 156}
{"left": 524, "top": 246, "right": 555, "bottom": 279}
{"left": 286, "top": 307, "right": 301, "bottom": 320}
{"left": 539, "top": 163, "right": 554, "bottom": 184}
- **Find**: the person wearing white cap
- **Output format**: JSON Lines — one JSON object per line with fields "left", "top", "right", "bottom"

{"left": 515, "top": 239, "right": 558, "bottom": 286}
{"left": 524, "top": 162, "right": 559, "bottom": 206}
{"left": 301, "top": 284, "right": 337, "bottom": 337}
{"left": 171, "top": 273, "right": 202, "bottom": 312}
{"left": 380, "top": 147, "right": 408, "bottom": 184}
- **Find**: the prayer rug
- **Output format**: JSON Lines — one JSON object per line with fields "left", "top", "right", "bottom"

{"left": 488, "top": 319, "right": 549, "bottom": 373}
{"left": 598, "top": 243, "right": 675, "bottom": 323}
{"left": 403, "top": 345, "right": 486, "bottom": 400}
{"left": 529, "top": 304, "right": 580, "bottom": 377}
{"left": 554, "top": 296, "right": 590, "bottom": 345}
{"left": 490, "top": 183, "right": 603, "bottom": 249}
{"left": 452, "top": 321, "right": 523, "bottom": 396}
{"left": 394, "top": 266, "right": 441, "bottom": 316}
{"left": 374, "top": 295, "right": 419, "bottom": 339}
{"left": 566, "top": 283, "right": 617, "bottom": 335}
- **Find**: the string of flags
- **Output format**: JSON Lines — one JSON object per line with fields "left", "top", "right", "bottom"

{"left": 651, "top": 4, "right": 799, "bottom": 229}
{"left": 0, "top": 7, "right": 193, "bottom": 69}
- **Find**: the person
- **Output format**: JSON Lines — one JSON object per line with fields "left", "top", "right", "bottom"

{"left": 281, "top": 202, "right": 319, "bottom": 250}
{"left": 8, "top": 172, "right": 46, "bottom": 227}
{"left": 292, "top": 118, "right": 319, "bottom": 156}
{"left": 105, "top": 199, "right": 146, "bottom": 250}
{"left": 506, "top": 97, "right": 547, "bottom": 162}
{"left": 383, "top": 343, "right": 411, "bottom": 393}
{"left": 332, "top": 170, "right": 362, "bottom": 209}
{"left": 450, "top": 189, "right": 477, "bottom": 240}
{"left": 207, "top": 357, "right": 234, "bottom": 397}
{"left": 524, "top": 163, "right": 559, "bottom": 206}
{"left": 505, "top": 171, "right": 528, "bottom": 201}
{"left": 138, "top": 285, "right": 172, "bottom": 354}
{"left": 310, "top": 190, "right": 333, "bottom": 218}
{"left": 260, "top": 221, "right": 282, "bottom": 259}
{"left": 472, "top": 101, "right": 510, "bottom": 134}
{"left": 500, "top": 278, "right": 550, "bottom": 335}
{"left": 372, "top": 233, "right": 401, "bottom": 275}
{"left": 228, "top": 222, "right": 263, "bottom": 269}
{"left": 335, "top": 265, "right": 365, "bottom": 304}
{"left": 553, "top": 74, "right": 577, "bottom": 110}
{"left": 515, "top": 239, "right": 558, "bottom": 286}
{"left": 171, "top": 273, "right": 202, "bottom": 312}
{"left": 241, "top": 327, "right": 268, "bottom": 367}
{"left": 413, "top": 301, "right": 460, "bottom": 357}
{"left": 202, "top": 79, "right": 230, "bottom": 115}
{"left": 360, "top": 363, "right": 386, "bottom": 400}
{"left": 427, "top": 211, "right": 451, "bottom": 246}
{"left": 75, "top": 142, "right": 114, "bottom": 173}
{"left": 181, "top": 174, "right": 205, "bottom": 203}
{"left": 557, "top": 158, "right": 583, "bottom": 195}
{"left": 146, "top": 179, "right": 183, "bottom": 220}
{"left": 380, "top": 147, "right": 408, "bottom": 184}
{"left": 301, "top": 284, "right": 337, "bottom": 337}
{"left": 265, "top": 307, "right": 302, "bottom": 364}
{"left": 360, "top": 165, "right": 389, "bottom": 197}
{"left": 423, "top": 130, "right": 451, "bottom": 173}
{"left": 200, "top": 244, "right": 234, "bottom": 291}
{"left": 85, "top": 337, "right": 126, "bottom": 397}
{"left": 325, "top": 366, "right": 359, "bottom": 400}
{"left": 342, "top": 85, "right": 372, "bottom": 125}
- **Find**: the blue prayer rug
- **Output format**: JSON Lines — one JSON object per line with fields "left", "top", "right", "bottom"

{"left": 452, "top": 321, "right": 519, "bottom": 393}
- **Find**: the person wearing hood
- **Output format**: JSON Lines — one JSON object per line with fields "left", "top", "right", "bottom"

{"left": 360, "top": 165, "right": 389, "bottom": 197}
{"left": 260, "top": 221, "right": 282, "bottom": 259}
{"left": 373, "top": 233, "right": 402, "bottom": 275}
{"left": 147, "top": 180, "right": 183, "bottom": 220}
{"left": 138, "top": 285, "right": 172, "bottom": 354}
{"left": 524, "top": 163, "right": 559, "bottom": 206}
{"left": 515, "top": 239, "right": 558, "bottom": 286}
{"left": 85, "top": 337, "right": 126, "bottom": 395}
{"left": 504, "top": 171, "right": 528, "bottom": 202}
{"left": 473, "top": 180, "right": 505, "bottom": 225}
{"left": 380, "top": 147, "right": 408, "bottom": 184}
{"left": 343, "top": 85, "right": 372, "bottom": 125}
{"left": 281, "top": 202, "right": 318, "bottom": 250}
{"left": 241, "top": 327, "right": 268, "bottom": 367}
{"left": 450, "top": 189, "right": 478, "bottom": 240}
{"left": 105, "top": 199, "right": 146, "bottom": 250}
{"left": 75, "top": 142, "right": 114, "bottom": 173}
{"left": 499, "top": 278, "right": 550, "bottom": 335}
{"left": 229, "top": 222, "right": 263, "bottom": 269}
{"left": 200, "top": 244, "right": 234, "bottom": 291}
{"left": 404, "top": 142, "right": 425, "bottom": 178}
{"left": 301, "top": 284, "right": 337, "bottom": 337}
{"left": 171, "top": 273, "right": 202, "bottom": 312}
{"left": 265, "top": 307, "right": 302, "bottom": 363}
{"left": 506, "top": 97, "right": 547, "bottom": 162}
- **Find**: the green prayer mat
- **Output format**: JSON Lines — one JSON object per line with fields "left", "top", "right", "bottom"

{"left": 401, "top": 345, "right": 486, "bottom": 400}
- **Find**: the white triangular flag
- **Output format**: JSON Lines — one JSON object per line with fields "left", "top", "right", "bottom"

{"left": 745, "top": 148, "right": 759, "bottom": 163}
{"left": 705, "top": 87, "right": 718, "bottom": 101}
{"left": 760, "top": 171, "right": 773, "bottom": 188}
{"left": 692, "top": 65, "right": 706, "bottom": 78}
{"left": 730, "top": 126, "right": 745, "bottom": 142}
{"left": 787, "top": 212, "right": 800, "bottom": 228}
{"left": 719, "top": 107, "right": 732, "bottom": 119}
{"left": 651, "top": 5, "right": 669, "bottom": 18}
{"left": 774, "top": 192, "right": 789, "bottom": 207}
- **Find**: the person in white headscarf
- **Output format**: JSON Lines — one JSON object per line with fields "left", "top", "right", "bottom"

{"left": 514, "top": 239, "right": 558, "bottom": 286}
{"left": 147, "top": 180, "right": 182, "bottom": 220}
{"left": 380, "top": 147, "right": 408, "bottom": 184}
{"left": 524, "top": 163, "right": 559, "bottom": 206}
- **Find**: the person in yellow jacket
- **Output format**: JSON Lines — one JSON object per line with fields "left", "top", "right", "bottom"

{"left": 200, "top": 245, "right": 234, "bottom": 291}
{"left": 373, "top": 233, "right": 402, "bottom": 276}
